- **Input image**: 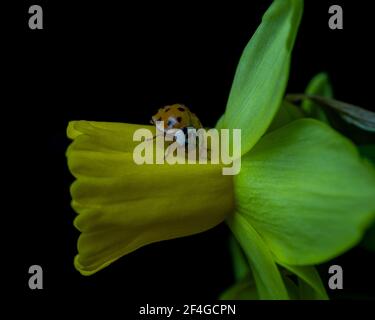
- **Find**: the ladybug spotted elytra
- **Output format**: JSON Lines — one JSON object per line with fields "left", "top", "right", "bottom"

{"left": 150, "top": 104, "right": 205, "bottom": 156}
{"left": 150, "top": 103, "right": 203, "bottom": 130}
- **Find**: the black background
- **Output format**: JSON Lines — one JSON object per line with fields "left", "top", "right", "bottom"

{"left": 5, "top": 0, "right": 375, "bottom": 307}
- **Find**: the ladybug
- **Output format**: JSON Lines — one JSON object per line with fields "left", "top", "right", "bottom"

{"left": 150, "top": 103, "right": 202, "bottom": 131}
{"left": 150, "top": 104, "right": 204, "bottom": 156}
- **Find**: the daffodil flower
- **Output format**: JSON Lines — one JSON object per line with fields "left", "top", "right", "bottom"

{"left": 66, "top": 0, "right": 375, "bottom": 299}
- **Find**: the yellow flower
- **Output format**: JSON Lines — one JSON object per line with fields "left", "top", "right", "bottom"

{"left": 67, "top": 121, "right": 234, "bottom": 275}
{"left": 67, "top": 0, "right": 375, "bottom": 300}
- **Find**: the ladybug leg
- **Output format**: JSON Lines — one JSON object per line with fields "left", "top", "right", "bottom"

{"left": 146, "top": 134, "right": 160, "bottom": 141}
{"left": 165, "top": 131, "right": 186, "bottom": 160}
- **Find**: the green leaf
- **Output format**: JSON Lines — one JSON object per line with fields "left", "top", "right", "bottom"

{"left": 235, "top": 119, "right": 375, "bottom": 266}
{"left": 358, "top": 145, "right": 375, "bottom": 251}
{"left": 220, "top": 258, "right": 325, "bottom": 300}
{"left": 229, "top": 235, "right": 249, "bottom": 282}
{"left": 362, "top": 223, "right": 375, "bottom": 252}
{"left": 280, "top": 271, "right": 300, "bottom": 300}
{"left": 223, "top": 0, "right": 303, "bottom": 155}
{"left": 224, "top": 233, "right": 327, "bottom": 300}
{"left": 227, "top": 213, "right": 289, "bottom": 299}
{"left": 288, "top": 94, "right": 375, "bottom": 132}
{"left": 358, "top": 145, "right": 375, "bottom": 164}
{"left": 215, "top": 114, "right": 226, "bottom": 130}
{"left": 302, "top": 72, "right": 333, "bottom": 122}
{"left": 279, "top": 262, "right": 328, "bottom": 299}
{"left": 219, "top": 272, "right": 302, "bottom": 300}
{"left": 267, "top": 100, "right": 304, "bottom": 132}
{"left": 219, "top": 275, "right": 259, "bottom": 300}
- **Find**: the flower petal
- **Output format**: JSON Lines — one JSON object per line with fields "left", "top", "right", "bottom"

{"left": 227, "top": 218, "right": 327, "bottom": 300}
{"left": 362, "top": 224, "right": 375, "bottom": 252}
{"left": 235, "top": 119, "right": 375, "bottom": 265}
{"left": 278, "top": 262, "right": 328, "bottom": 299}
{"left": 358, "top": 145, "right": 375, "bottom": 251}
{"left": 227, "top": 213, "right": 289, "bottom": 299}
{"left": 267, "top": 101, "right": 304, "bottom": 133}
{"left": 215, "top": 114, "right": 226, "bottom": 130}
{"left": 359, "top": 144, "right": 375, "bottom": 164}
{"left": 219, "top": 271, "right": 304, "bottom": 300}
{"left": 67, "top": 121, "right": 234, "bottom": 275}
{"left": 219, "top": 275, "right": 259, "bottom": 300}
{"left": 223, "top": 0, "right": 303, "bottom": 155}
{"left": 67, "top": 121, "right": 150, "bottom": 154}
{"left": 229, "top": 235, "right": 249, "bottom": 282}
